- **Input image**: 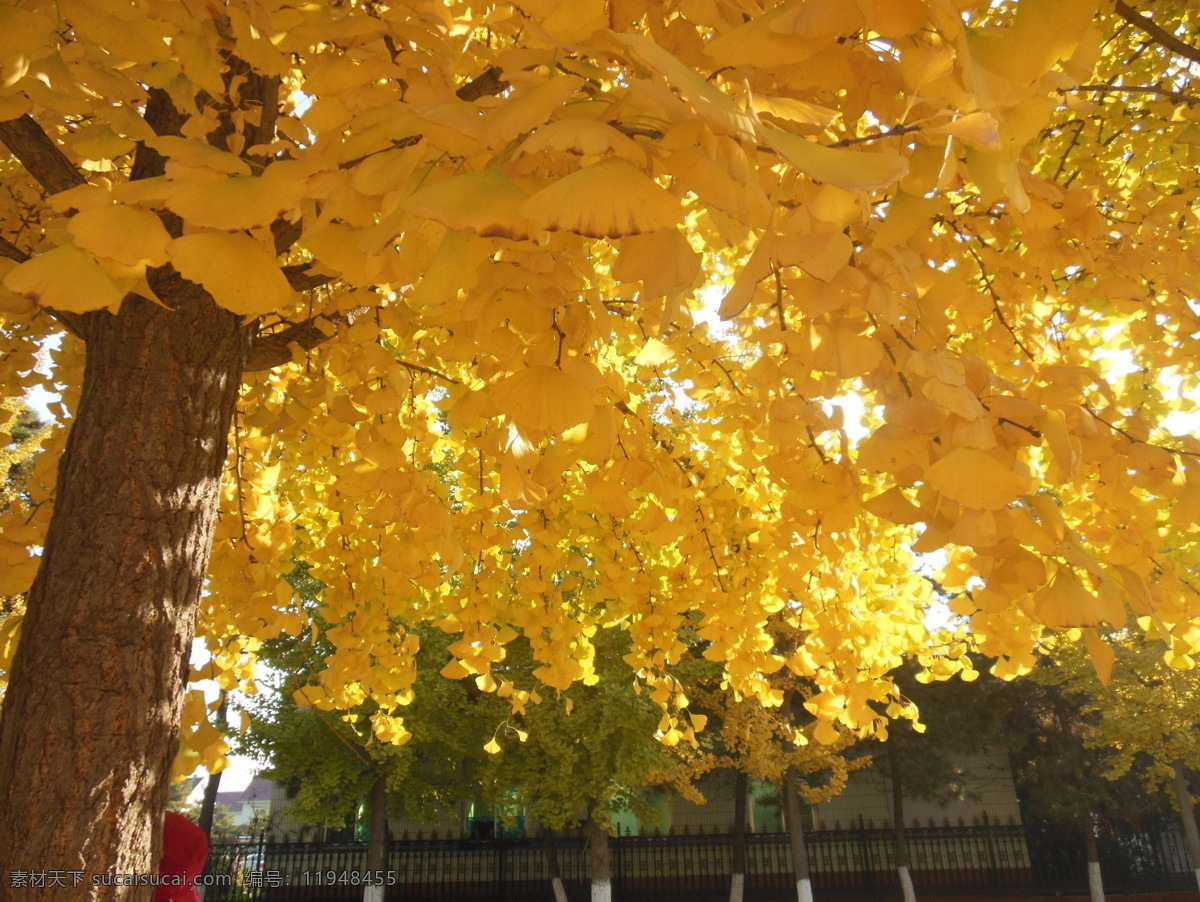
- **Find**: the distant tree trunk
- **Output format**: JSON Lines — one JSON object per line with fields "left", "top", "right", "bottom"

{"left": 1081, "top": 812, "right": 1104, "bottom": 902}
{"left": 783, "top": 769, "right": 813, "bottom": 902}
{"left": 0, "top": 287, "right": 251, "bottom": 900}
{"left": 1172, "top": 761, "right": 1200, "bottom": 891}
{"left": 587, "top": 814, "right": 613, "bottom": 902}
{"left": 197, "top": 696, "right": 229, "bottom": 839}
{"left": 363, "top": 772, "right": 390, "bottom": 902}
{"left": 730, "top": 770, "right": 749, "bottom": 902}
{"left": 887, "top": 747, "right": 916, "bottom": 902}
{"left": 197, "top": 771, "right": 224, "bottom": 839}
{"left": 195, "top": 764, "right": 223, "bottom": 902}
{"left": 543, "top": 828, "right": 570, "bottom": 902}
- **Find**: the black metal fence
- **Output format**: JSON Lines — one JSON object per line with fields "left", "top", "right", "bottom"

{"left": 202, "top": 821, "right": 1195, "bottom": 901}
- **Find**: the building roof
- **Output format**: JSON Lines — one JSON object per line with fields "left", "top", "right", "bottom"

{"left": 214, "top": 777, "right": 274, "bottom": 808}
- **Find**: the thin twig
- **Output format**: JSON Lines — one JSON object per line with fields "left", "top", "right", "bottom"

{"left": 829, "top": 123, "right": 922, "bottom": 148}
{"left": 1084, "top": 405, "right": 1200, "bottom": 459}
{"left": 1111, "top": 0, "right": 1200, "bottom": 66}
{"left": 946, "top": 221, "right": 1037, "bottom": 362}
{"left": 1061, "top": 84, "right": 1200, "bottom": 105}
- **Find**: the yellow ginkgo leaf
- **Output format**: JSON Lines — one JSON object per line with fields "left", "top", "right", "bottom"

{"left": 613, "top": 228, "right": 700, "bottom": 297}
{"left": 167, "top": 232, "right": 294, "bottom": 316}
{"left": 146, "top": 136, "right": 251, "bottom": 176}
{"left": 1084, "top": 629, "right": 1115, "bottom": 687}
{"left": 67, "top": 205, "right": 171, "bottom": 266}
{"left": 857, "top": 0, "right": 928, "bottom": 37}
{"left": 0, "top": 613, "right": 22, "bottom": 671}
{"left": 812, "top": 719, "right": 840, "bottom": 745}
{"left": 862, "top": 486, "right": 926, "bottom": 525}
{"left": 760, "top": 123, "right": 909, "bottom": 192}
{"left": 1033, "top": 568, "right": 1122, "bottom": 630}
{"left": 634, "top": 338, "right": 675, "bottom": 367}
{"left": 541, "top": 0, "right": 607, "bottom": 40}
{"left": 924, "top": 447, "right": 1025, "bottom": 509}
{"left": 3, "top": 246, "right": 126, "bottom": 313}
{"left": 405, "top": 168, "right": 533, "bottom": 240}
{"left": 928, "top": 112, "right": 1002, "bottom": 151}
{"left": 619, "top": 34, "right": 757, "bottom": 139}
{"left": 483, "top": 737, "right": 503, "bottom": 754}
{"left": 522, "top": 160, "right": 681, "bottom": 238}
{"left": 59, "top": 0, "right": 171, "bottom": 64}
{"left": 0, "top": 5, "right": 53, "bottom": 87}
{"left": 491, "top": 366, "right": 595, "bottom": 434}
{"left": 71, "top": 125, "right": 136, "bottom": 162}
{"left": 751, "top": 94, "right": 842, "bottom": 127}
{"left": 167, "top": 176, "right": 306, "bottom": 231}
{"left": 440, "top": 659, "right": 471, "bottom": 679}
{"left": 517, "top": 119, "right": 645, "bottom": 161}
{"left": 772, "top": 233, "right": 853, "bottom": 282}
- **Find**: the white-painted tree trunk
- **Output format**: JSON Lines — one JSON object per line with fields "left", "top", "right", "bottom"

{"left": 363, "top": 885, "right": 385, "bottom": 902}
{"left": 898, "top": 864, "right": 916, "bottom": 902}
{"left": 552, "top": 875, "right": 569, "bottom": 902}
{"left": 795, "top": 876, "right": 813, "bottom": 902}
{"left": 587, "top": 815, "right": 613, "bottom": 902}
{"left": 1172, "top": 761, "right": 1200, "bottom": 893}
{"left": 1088, "top": 861, "right": 1104, "bottom": 902}
{"left": 729, "top": 872, "right": 745, "bottom": 902}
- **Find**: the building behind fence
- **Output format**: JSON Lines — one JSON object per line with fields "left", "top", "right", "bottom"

{"left": 202, "top": 819, "right": 1194, "bottom": 901}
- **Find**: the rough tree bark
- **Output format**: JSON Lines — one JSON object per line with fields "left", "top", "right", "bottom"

{"left": 0, "top": 284, "right": 252, "bottom": 898}
{"left": 0, "top": 58, "right": 284, "bottom": 899}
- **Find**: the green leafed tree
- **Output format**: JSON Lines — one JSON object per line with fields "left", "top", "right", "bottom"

{"left": 1040, "top": 630, "right": 1200, "bottom": 891}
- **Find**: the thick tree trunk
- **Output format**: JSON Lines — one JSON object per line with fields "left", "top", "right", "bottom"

{"left": 730, "top": 770, "right": 749, "bottom": 902}
{"left": 888, "top": 746, "right": 916, "bottom": 902}
{"left": 0, "top": 287, "right": 250, "bottom": 900}
{"left": 363, "top": 772, "right": 390, "bottom": 902}
{"left": 1171, "top": 761, "right": 1200, "bottom": 891}
{"left": 783, "top": 769, "right": 813, "bottom": 902}
{"left": 1081, "top": 812, "right": 1104, "bottom": 902}
{"left": 587, "top": 816, "right": 613, "bottom": 902}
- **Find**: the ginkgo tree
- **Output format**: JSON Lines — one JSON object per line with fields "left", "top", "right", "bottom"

{"left": 1, "top": 0, "right": 1199, "bottom": 897}
{"left": 1041, "top": 630, "right": 1200, "bottom": 890}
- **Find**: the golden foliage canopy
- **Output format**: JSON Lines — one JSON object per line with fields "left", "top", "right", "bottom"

{"left": 1, "top": 0, "right": 1199, "bottom": 772}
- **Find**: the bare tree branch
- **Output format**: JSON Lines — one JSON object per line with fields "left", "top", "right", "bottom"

{"left": 0, "top": 116, "right": 87, "bottom": 195}
{"left": 1111, "top": 0, "right": 1200, "bottom": 66}
{"left": 245, "top": 305, "right": 376, "bottom": 372}
{"left": 830, "top": 123, "right": 923, "bottom": 148}
{"left": 1063, "top": 83, "right": 1200, "bottom": 105}
{"left": 245, "top": 317, "right": 342, "bottom": 372}
{"left": 0, "top": 235, "right": 29, "bottom": 263}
